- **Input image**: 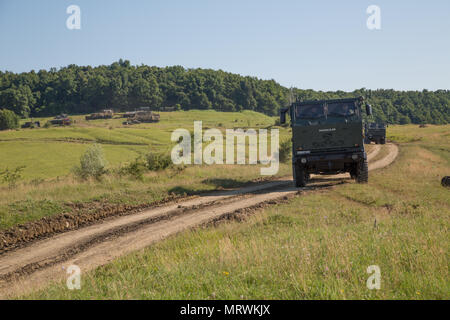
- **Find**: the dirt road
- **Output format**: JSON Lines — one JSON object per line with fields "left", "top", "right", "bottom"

{"left": 0, "top": 143, "right": 397, "bottom": 298}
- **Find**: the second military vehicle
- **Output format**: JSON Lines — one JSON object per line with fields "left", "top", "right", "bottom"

{"left": 280, "top": 97, "right": 373, "bottom": 187}
{"left": 85, "top": 109, "right": 114, "bottom": 120}
{"left": 122, "top": 109, "right": 160, "bottom": 125}
{"left": 364, "top": 122, "right": 386, "bottom": 144}
{"left": 48, "top": 114, "right": 72, "bottom": 126}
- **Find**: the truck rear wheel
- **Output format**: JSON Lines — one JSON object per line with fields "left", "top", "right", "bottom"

{"left": 356, "top": 160, "right": 369, "bottom": 183}
{"left": 294, "top": 165, "right": 307, "bottom": 188}
{"left": 380, "top": 138, "right": 386, "bottom": 144}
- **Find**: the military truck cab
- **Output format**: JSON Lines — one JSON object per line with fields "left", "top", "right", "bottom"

{"left": 280, "top": 97, "right": 372, "bottom": 187}
{"left": 364, "top": 122, "right": 386, "bottom": 144}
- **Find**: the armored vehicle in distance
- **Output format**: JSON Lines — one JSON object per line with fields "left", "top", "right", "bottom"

{"left": 49, "top": 114, "right": 72, "bottom": 126}
{"left": 364, "top": 122, "right": 386, "bottom": 144}
{"left": 122, "top": 109, "right": 160, "bottom": 125}
{"left": 85, "top": 109, "right": 114, "bottom": 120}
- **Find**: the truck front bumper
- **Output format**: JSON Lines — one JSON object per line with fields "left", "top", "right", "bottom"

{"left": 294, "top": 149, "right": 366, "bottom": 173}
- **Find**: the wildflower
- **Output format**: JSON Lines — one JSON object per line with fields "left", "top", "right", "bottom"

{"left": 223, "top": 271, "right": 230, "bottom": 276}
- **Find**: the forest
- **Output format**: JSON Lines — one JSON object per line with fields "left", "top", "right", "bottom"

{"left": 0, "top": 59, "right": 448, "bottom": 124}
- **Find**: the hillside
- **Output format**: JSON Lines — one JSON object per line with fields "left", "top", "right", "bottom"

{"left": 0, "top": 60, "right": 449, "bottom": 124}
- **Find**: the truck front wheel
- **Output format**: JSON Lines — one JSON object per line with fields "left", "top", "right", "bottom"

{"left": 356, "top": 160, "right": 369, "bottom": 183}
{"left": 350, "top": 167, "right": 357, "bottom": 179}
{"left": 294, "top": 165, "right": 307, "bottom": 188}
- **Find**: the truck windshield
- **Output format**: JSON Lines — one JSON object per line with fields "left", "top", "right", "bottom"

{"left": 326, "top": 102, "right": 357, "bottom": 117}
{"left": 295, "top": 104, "right": 325, "bottom": 119}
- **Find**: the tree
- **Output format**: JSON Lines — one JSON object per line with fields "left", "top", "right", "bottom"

{"left": 0, "top": 109, "right": 20, "bottom": 130}
{"left": 0, "top": 60, "right": 448, "bottom": 124}
{"left": 0, "top": 85, "right": 35, "bottom": 117}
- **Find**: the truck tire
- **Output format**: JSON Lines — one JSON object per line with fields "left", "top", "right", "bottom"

{"left": 350, "top": 167, "right": 357, "bottom": 179}
{"left": 441, "top": 176, "right": 450, "bottom": 187}
{"left": 380, "top": 138, "right": 386, "bottom": 144}
{"left": 294, "top": 165, "right": 307, "bottom": 188}
{"left": 356, "top": 160, "right": 369, "bottom": 183}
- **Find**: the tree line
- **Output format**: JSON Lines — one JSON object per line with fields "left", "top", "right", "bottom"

{"left": 0, "top": 59, "right": 448, "bottom": 125}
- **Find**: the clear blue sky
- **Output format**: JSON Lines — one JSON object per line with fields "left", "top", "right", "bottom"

{"left": 1, "top": 0, "right": 449, "bottom": 91}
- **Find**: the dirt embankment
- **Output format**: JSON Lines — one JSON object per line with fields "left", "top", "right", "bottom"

{"left": 0, "top": 176, "right": 281, "bottom": 255}
{"left": 0, "top": 198, "right": 178, "bottom": 255}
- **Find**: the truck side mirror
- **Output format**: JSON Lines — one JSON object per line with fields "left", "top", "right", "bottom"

{"left": 366, "top": 104, "right": 373, "bottom": 116}
{"left": 280, "top": 108, "right": 288, "bottom": 124}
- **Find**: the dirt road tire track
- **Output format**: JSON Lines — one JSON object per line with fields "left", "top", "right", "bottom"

{"left": 0, "top": 143, "right": 398, "bottom": 298}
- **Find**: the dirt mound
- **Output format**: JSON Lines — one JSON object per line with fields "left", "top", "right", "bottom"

{"left": 0, "top": 195, "right": 180, "bottom": 255}
{"left": 0, "top": 175, "right": 284, "bottom": 255}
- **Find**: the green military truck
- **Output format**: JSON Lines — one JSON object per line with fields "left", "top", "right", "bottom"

{"left": 364, "top": 122, "right": 386, "bottom": 144}
{"left": 280, "top": 97, "right": 373, "bottom": 187}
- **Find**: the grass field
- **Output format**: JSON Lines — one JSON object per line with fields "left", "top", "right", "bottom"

{"left": 23, "top": 124, "right": 450, "bottom": 299}
{"left": 1, "top": 110, "right": 279, "bottom": 180}
{"left": 0, "top": 110, "right": 290, "bottom": 229}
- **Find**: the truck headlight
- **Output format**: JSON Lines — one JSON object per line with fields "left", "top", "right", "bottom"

{"left": 352, "top": 154, "right": 358, "bottom": 160}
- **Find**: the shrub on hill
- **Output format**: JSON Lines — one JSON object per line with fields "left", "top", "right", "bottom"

{"left": 72, "top": 144, "right": 108, "bottom": 179}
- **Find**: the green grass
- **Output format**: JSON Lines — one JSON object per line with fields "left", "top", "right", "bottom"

{"left": 0, "top": 110, "right": 290, "bottom": 229}
{"left": 0, "top": 141, "right": 147, "bottom": 180}
{"left": 0, "top": 164, "right": 291, "bottom": 230}
{"left": 2, "top": 110, "right": 280, "bottom": 181}
{"left": 23, "top": 124, "right": 450, "bottom": 299}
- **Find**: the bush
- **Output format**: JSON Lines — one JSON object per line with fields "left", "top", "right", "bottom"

{"left": 119, "top": 158, "right": 147, "bottom": 180}
{"left": 0, "top": 109, "right": 20, "bottom": 130}
{"left": 279, "top": 139, "right": 292, "bottom": 163}
{"left": 73, "top": 144, "right": 108, "bottom": 179}
{"left": 43, "top": 121, "right": 52, "bottom": 128}
{"left": 0, "top": 165, "right": 26, "bottom": 188}
{"left": 146, "top": 152, "right": 172, "bottom": 171}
